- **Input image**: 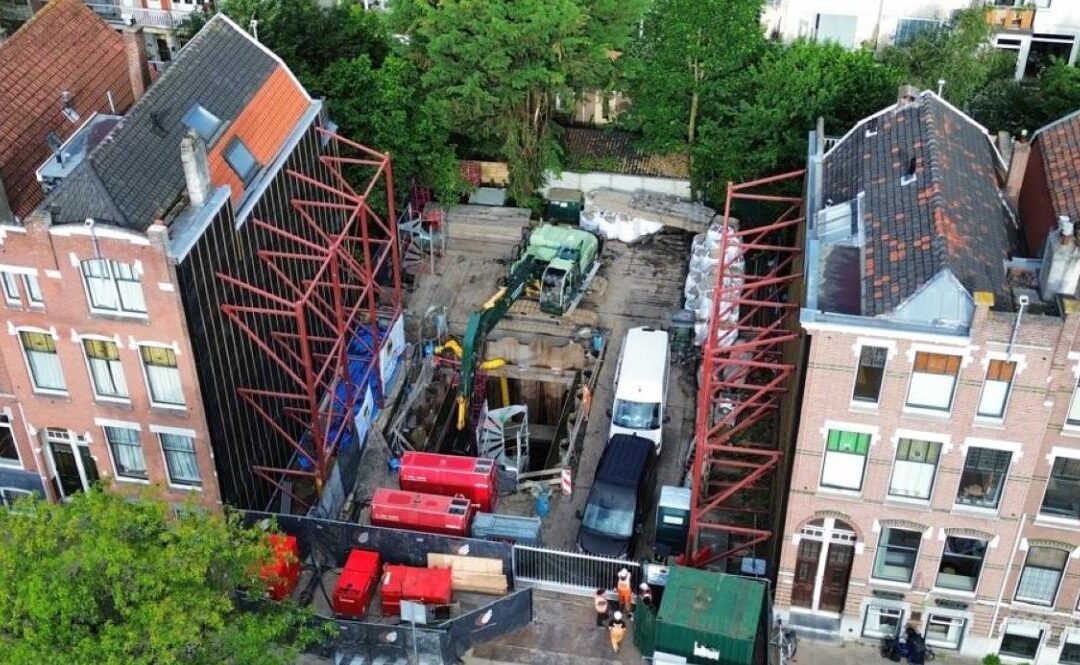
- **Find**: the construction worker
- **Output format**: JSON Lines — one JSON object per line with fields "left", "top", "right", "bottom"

{"left": 639, "top": 582, "right": 655, "bottom": 611}
{"left": 581, "top": 384, "right": 592, "bottom": 418}
{"left": 609, "top": 611, "right": 627, "bottom": 654}
{"left": 616, "top": 568, "right": 633, "bottom": 615}
{"left": 593, "top": 588, "right": 609, "bottom": 627}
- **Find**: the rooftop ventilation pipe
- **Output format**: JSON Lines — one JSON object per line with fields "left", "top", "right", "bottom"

{"left": 180, "top": 130, "right": 211, "bottom": 209}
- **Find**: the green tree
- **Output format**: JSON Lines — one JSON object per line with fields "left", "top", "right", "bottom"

{"left": 313, "top": 54, "right": 464, "bottom": 202}
{"left": 0, "top": 489, "right": 322, "bottom": 665}
{"left": 393, "top": 0, "right": 645, "bottom": 203}
{"left": 880, "top": 8, "right": 1013, "bottom": 109}
{"left": 619, "top": 0, "right": 766, "bottom": 155}
{"left": 694, "top": 40, "right": 902, "bottom": 203}
{"left": 970, "top": 60, "right": 1080, "bottom": 135}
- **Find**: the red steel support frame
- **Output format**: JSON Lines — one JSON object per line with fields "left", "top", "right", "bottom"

{"left": 688, "top": 169, "right": 805, "bottom": 568}
{"left": 218, "top": 129, "right": 403, "bottom": 509}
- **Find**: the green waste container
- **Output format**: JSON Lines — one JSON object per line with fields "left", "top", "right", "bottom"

{"left": 544, "top": 188, "right": 584, "bottom": 224}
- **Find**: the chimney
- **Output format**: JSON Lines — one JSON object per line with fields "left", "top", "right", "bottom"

{"left": 122, "top": 27, "right": 151, "bottom": 100}
{"left": 180, "top": 131, "right": 211, "bottom": 209}
{"left": 897, "top": 84, "right": 919, "bottom": 108}
{"left": 1039, "top": 216, "right": 1080, "bottom": 301}
{"left": 1005, "top": 130, "right": 1030, "bottom": 210}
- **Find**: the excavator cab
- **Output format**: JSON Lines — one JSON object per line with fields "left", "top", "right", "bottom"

{"left": 539, "top": 246, "right": 581, "bottom": 315}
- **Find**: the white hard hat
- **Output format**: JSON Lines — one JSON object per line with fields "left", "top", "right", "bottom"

{"left": 639, "top": 582, "right": 649, "bottom": 590}
{"left": 618, "top": 568, "right": 630, "bottom": 578}
{"left": 613, "top": 611, "right": 623, "bottom": 620}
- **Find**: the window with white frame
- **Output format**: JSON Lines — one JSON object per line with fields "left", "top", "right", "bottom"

{"left": 0, "top": 487, "right": 31, "bottom": 508}
{"left": 894, "top": 18, "right": 939, "bottom": 45}
{"left": 936, "top": 537, "right": 986, "bottom": 592}
{"left": 1040, "top": 457, "right": 1080, "bottom": 520}
{"left": 888, "top": 438, "right": 941, "bottom": 501}
{"left": 1, "top": 272, "right": 42, "bottom": 308}
{"left": 80, "top": 259, "right": 146, "bottom": 316}
{"left": 83, "top": 339, "right": 128, "bottom": 400}
{"left": 1060, "top": 636, "right": 1080, "bottom": 665}
{"left": 19, "top": 331, "right": 65, "bottom": 392}
{"left": 872, "top": 527, "right": 922, "bottom": 583}
{"left": 907, "top": 352, "right": 961, "bottom": 411}
{"left": 160, "top": 432, "right": 200, "bottom": 486}
{"left": 0, "top": 416, "right": 18, "bottom": 467}
{"left": 853, "top": 346, "right": 888, "bottom": 404}
{"left": 140, "top": 346, "right": 184, "bottom": 407}
{"left": 976, "top": 359, "right": 1016, "bottom": 419}
{"left": 820, "top": 429, "right": 870, "bottom": 491}
{"left": 1015, "top": 547, "right": 1069, "bottom": 606}
{"left": 1000, "top": 624, "right": 1043, "bottom": 660}
{"left": 862, "top": 605, "right": 904, "bottom": 638}
{"left": 955, "top": 447, "right": 1011, "bottom": 509}
{"left": 104, "top": 426, "right": 146, "bottom": 480}
{"left": 1066, "top": 375, "right": 1080, "bottom": 427}
{"left": 925, "top": 614, "right": 966, "bottom": 650}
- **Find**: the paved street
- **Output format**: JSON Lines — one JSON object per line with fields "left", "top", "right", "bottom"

{"left": 788, "top": 637, "right": 982, "bottom": 665}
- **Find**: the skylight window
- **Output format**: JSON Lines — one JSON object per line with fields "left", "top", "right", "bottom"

{"left": 181, "top": 104, "right": 222, "bottom": 143}
{"left": 224, "top": 138, "right": 260, "bottom": 186}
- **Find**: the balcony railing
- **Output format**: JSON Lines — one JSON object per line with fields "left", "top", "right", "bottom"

{"left": 986, "top": 6, "right": 1035, "bottom": 32}
{"left": 84, "top": 2, "right": 191, "bottom": 29}
{"left": 83, "top": 1, "right": 124, "bottom": 22}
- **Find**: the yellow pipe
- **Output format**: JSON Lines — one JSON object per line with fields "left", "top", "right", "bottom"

{"left": 457, "top": 358, "right": 509, "bottom": 430}
{"left": 478, "top": 358, "right": 506, "bottom": 370}
{"left": 483, "top": 288, "right": 507, "bottom": 310}
{"left": 456, "top": 395, "right": 466, "bottom": 430}
{"left": 435, "top": 339, "right": 463, "bottom": 359}
{"left": 500, "top": 377, "right": 510, "bottom": 407}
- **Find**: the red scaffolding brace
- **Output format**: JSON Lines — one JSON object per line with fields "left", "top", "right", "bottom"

{"left": 218, "top": 128, "right": 403, "bottom": 509}
{"left": 688, "top": 169, "right": 805, "bottom": 568}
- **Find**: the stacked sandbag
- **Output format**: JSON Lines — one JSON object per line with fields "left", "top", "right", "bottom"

{"left": 684, "top": 220, "right": 742, "bottom": 346}
{"left": 580, "top": 206, "right": 664, "bottom": 243}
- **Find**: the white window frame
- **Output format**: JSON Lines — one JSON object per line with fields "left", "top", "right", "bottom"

{"left": 934, "top": 536, "right": 987, "bottom": 594}
{"left": 1036, "top": 448, "right": 1080, "bottom": 526}
{"left": 153, "top": 426, "right": 202, "bottom": 490}
{"left": 1014, "top": 546, "right": 1070, "bottom": 607}
{"left": 886, "top": 432, "right": 946, "bottom": 503}
{"left": 953, "top": 439, "right": 1019, "bottom": 514}
{"left": 79, "top": 258, "right": 147, "bottom": 318}
{"left": 0, "top": 413, "right": 21, "bottom": 469}
{"left": 975, "top": 357, "right": 1017, "bottom": 421}
{"left": 905, "top": 350, "right": 963, "bottom": 414}
{"left": 1060, "top": 633, "right": 1080, "bottom": 665}
{"left": 871, "top": 526, "right": 925, "bottom": 585}
{"left": 850, "top": 341, "right": 892, "bottom": 407}
{"left": 818, "top": 421, "right": 878, "bottom": 495}
{"left": 102, "top": 423, "right": 149, "bottom": 484}
{"left": 0, "top": 487, "right": 31, "bottom": 508}
{"left": 80, "top": 335, "right": 129, "bottom": 403}
{"left": 923, "top": 613, "right": 967, "bottom": 650}
{"left": 999, "top": 622, "right": 1045, "bottom": 662}
{"left": 862, "top": 604, "right": 905, "bottom": 639}
{"left": 16, "top": 327, "right": 66, "bottom": 395}
{"left": 0, "top": 268, "right": 43, "bottom": 309}
{"left": 138, "top": 343, "right": 185, "bottom": 410}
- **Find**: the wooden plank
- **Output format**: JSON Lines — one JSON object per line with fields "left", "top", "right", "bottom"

{"left": 450, "top": 572, "right": 508, "bottom": 594}
{"left": 427, "top": 553, "right": 503, "bottom": 574}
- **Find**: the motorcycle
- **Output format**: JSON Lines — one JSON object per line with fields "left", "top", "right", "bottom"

{"left": 880, "top": 626, "right": 935, "bottom": 663}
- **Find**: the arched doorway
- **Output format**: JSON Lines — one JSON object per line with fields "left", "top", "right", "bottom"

{"left": 791, "top": 517, "right": 856, "bottom": 614}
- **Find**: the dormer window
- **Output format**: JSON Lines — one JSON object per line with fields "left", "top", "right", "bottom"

{"left": 901, "top": 155, "right": 917, "bottom": 186}
{"left": 224, "top": 138, "right": 260, "bottom": 186}
{"left": 181, "top": 104, "right": 222, "bottom": 143}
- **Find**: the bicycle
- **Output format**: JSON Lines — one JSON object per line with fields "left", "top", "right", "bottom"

{"left": 770, "top": 617, "right": 798, "bottom": 664}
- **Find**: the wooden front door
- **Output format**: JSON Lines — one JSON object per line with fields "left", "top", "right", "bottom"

{"left": 791, "top": 540, "right": 821, "bottom": 608}
{"left": 819, "top": 544, "right": 854, "bottom": 613}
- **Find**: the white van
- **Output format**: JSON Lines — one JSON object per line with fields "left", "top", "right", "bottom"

{"left": 608, "top": 326, "right": 670, "bottom": 454}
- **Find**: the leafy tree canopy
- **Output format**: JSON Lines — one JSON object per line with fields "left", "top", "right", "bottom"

{"left": 970, "top": 59, "right": 1080, "bottom": 136}
{"left": 393, "top": 0, "right": 645, "bottom": 203}
{"left": 880, "top": 8, "right": 1012, "bottom": 109}
{"left": 0, "top": 489, "right": 320, "bottom": 665}
{"left": 619, "top": 0, "right": 766, "bottom": 154}
{"left": 694, "top": 40, "right": 902, "bottom": 202}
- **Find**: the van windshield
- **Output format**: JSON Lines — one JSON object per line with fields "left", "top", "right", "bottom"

{"left": 612, "top": 399, "right": 661, "bottom": 430}
{"left": 582, "top": 498, "right": 635, "bottom": 538}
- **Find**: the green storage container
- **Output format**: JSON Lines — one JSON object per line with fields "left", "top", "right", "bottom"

{"left": 544, "top": 188, "right": 584, "bottom": 224}
{"left": 652, "top": 566, "right": 766, "bottom": 665}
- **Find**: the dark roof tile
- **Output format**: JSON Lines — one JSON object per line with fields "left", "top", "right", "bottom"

{"left": 561, "top": 127, "right": 689, "bottom": 179}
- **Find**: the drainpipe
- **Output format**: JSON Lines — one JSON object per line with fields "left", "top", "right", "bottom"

{"left": 988, "top": 512, "right": 1026, "bottom": 639}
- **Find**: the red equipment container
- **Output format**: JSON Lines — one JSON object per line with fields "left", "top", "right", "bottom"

{"left": 399, "top": 451, "right": 498, "bottom": 512}
{"left": 332, "top": 549, "right": 382, "bottom": 618}
{"left": 370, "top": 487, "right": 474, "bottom": 537}
{"left": 260, "top": 534, "right": 301, "bottom": 601}
{"left": 380, "top": 564, "right": 453, "bottom": 616}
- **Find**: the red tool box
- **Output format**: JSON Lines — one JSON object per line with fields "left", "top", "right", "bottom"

{"left": 259, "top": 533, "right": 301, "bottom": 601}
{"left": 332, "top": 548, "right": 382, "bottom": 618}
{"left": 380, "top": 564, "right": 453, "bottom": 616}
{"left": 399, "top": 451, "right": 498, "bottom": 512}
{"left": 370, "top": 487, "right": 474, "bottom": 537}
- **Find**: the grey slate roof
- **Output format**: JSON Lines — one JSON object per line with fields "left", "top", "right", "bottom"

{"left": 42, "top": 15, "right": 278, "bottom": 230}
{"left": 820, "top": 92, "right": 1016, "bottom": 316}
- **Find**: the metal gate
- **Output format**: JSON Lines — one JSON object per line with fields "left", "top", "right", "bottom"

{"left": 512, "top": 544, "right": 642, "bottom": 596}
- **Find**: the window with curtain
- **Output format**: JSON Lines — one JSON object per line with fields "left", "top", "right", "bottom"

{"left": 0, "top": 416, "right": 18, "bottom": 467}
{"left": 955, "top": 447, "right": 1011, "bottom": 509}
{"left": 19, "top": 331, "right": 65, "bottom": 392}
{"left": 1040, "top": 457, "right": 1080, "bottom": 520}
{"left": 853, "top": 346, "right": 887, "bottom": 403}
{"left": 977, "top": 359, "right": 1016, "bottom": 419}
{"left": 888, "top": 438, "right": 941, "bottom": 500}
{"left": 1015, "top": 547, "right": 1069, "bottom": 606}
{"left": 936, "top": 537, "right": 986, "bottom": 592}
{"left": 104, "top": 426, "right": 146, "bottom": 480}
{"left": 83, "top": 339, "right": 128, "bottom": 399}
{"left": 820, "top": 429, "right": 870, "bottom": 491}
{"left": 81, "top": 259, "right": 146, "bottom": 315}
{"left": 872, "top": 528, "right": 922, "bottom": 583}
{"left": 160, "top": 433, "right": 200, "bottom": 486}
{"left": 140, "top": 346, "right": 184, "bottom": 406}
{"left": 907, "top": 352, "right": 961, "bottom": 411}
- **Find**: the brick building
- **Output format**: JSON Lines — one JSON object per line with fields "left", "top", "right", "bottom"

{"left": 0, "top": 13, "right": 401, "bottom": 512}
{"left": 775, "top": 87, "right": 1080, "bottom": 664}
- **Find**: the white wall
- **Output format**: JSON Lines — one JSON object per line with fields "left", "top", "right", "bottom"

{"left": 542, "top": 170, "right": 691, "bottom": 199}
{"left": 764, "top": 0, "right": 979, "bottom": 48}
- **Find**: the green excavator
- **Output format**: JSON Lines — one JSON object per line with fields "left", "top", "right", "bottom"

{"left": 441, "top": 224, "right": 602, "bottom": 431}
